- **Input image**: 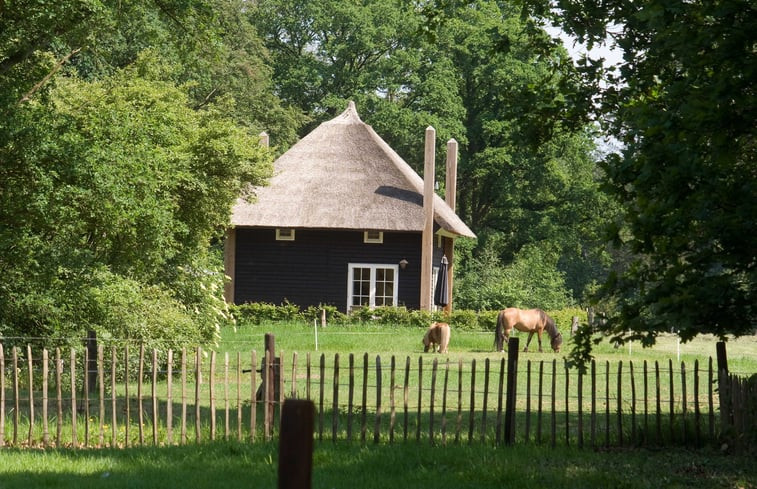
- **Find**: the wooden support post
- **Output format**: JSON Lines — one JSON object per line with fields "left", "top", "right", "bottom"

{"left": 443, "top": 138, "right": 458, "bottom": 314}
{"left": 420, "top": 126, "right": 435, "bottom": 311}
{"left": 504, "top": 337, "right": 519, "bottom": 445}
{"left": 278, "top": 399, "right": 314, "bottom": 489}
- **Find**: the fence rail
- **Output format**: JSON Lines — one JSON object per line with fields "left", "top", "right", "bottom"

{"left": 0, "top": 340, "right": 744, "bottom": 449}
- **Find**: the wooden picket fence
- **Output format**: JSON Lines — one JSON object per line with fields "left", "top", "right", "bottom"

{"left": 0, "top": 340, "right": 749, "bottom": 449}
{"left": 716, "top": 343, "right": 757, "bottom": 452}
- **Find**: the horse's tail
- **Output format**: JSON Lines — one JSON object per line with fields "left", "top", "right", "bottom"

{"left": 439, "top": 324, "right": 450, "bottom": 354}
{"left": 494, "top": 310, "right": 504, "bottom": 351}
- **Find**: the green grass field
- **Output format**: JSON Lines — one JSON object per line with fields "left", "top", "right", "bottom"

{"left": 221, "top": 320, "right": 757, "bottom": 375}
{"left": 0, "top": 441, "right": 755, "bottom": 489}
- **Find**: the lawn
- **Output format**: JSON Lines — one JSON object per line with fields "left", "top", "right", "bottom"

{"left": 220, "top": 319, "right": 757, "bottom": 375}
{"left": 0, "top": 441, "right": 754, "bottom": 489}
{"left": 1, "top": 320, "right": 754, "bottom": 488}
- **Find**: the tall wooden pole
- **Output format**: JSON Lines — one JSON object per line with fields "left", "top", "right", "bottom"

{"left": 420, "top": 127, "right": 436, "bottom": 311}
{"left": 443, "top": 139, "right": 458, "bottom": 313}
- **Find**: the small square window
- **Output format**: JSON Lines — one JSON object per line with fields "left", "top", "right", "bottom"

{"left": 364, "top": 231, "right": 383, "bottom": 243}
{"left": 276, "top": 228, "right": 295, "bottom": 241}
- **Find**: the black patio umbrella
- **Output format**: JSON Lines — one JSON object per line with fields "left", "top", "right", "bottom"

{"left": 433, "top": 255, "right": 449, "bottom": 307}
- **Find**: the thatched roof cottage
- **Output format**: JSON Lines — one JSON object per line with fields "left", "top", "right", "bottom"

{"left": 225, "top": 101, "right": 475, "bottom": 313}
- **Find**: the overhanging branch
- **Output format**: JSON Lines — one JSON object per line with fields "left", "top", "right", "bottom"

{"left": 18, "top": 47, "right": 82, "bottom": 105}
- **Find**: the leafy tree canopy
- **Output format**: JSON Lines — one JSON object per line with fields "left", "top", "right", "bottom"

{"left": 0, "top": 3, "right": 279, "bottom": 349}
{"left": 519, "top": 0, "right": 756, "bottom": 364}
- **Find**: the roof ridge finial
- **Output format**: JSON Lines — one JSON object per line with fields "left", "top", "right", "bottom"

{"left": 334, "top": 100, "right": 361, "bottom": 123}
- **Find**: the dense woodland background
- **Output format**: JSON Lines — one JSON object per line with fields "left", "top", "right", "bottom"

{"left": 1, "top": 0, "right": 754, "bottom": 364}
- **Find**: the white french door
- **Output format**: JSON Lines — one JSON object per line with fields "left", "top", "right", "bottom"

{"left": 347, "top": 264, "right": 399, "bottom": 310}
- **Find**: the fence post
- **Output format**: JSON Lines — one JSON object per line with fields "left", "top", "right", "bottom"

{"left": 264, "top": 333, "right": 276, "bottom": 435}
{"left": 0, "top": 344, "right": 4, "bottom": 448}
{"left": 86, "top": 330, "right": 97, "bottom": 394}
{"left": 26, "top": 345, "right": 34, "bottom": 447}
{"left": 504, "top": 337, "right": 519, "bottom": 445}
{"left": 278, "top": 399, "right": 314, "bottom": 489}
{"left": 332, "top": 353, "right": 339, "bottom": 443}
{"left": 374, "top": 355, "right": 382, "bottom": 444}
{"left": 716, "top": 341, "right": 731, "bottom": 433}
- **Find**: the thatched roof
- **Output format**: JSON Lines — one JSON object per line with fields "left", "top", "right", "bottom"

{"left": 231, "top": 102, "right": 476, "bottom": 238}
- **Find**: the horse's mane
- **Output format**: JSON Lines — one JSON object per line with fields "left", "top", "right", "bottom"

{"left": 539, "top": 310, "right": 559, "bottom": 339}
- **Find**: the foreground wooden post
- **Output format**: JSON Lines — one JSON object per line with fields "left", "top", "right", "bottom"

{"left": 504, "top": 337, "right": 519, "bottom": 445}
{"left": 278, "top": 399, "right": 314, "bottom": 489}
{"left": 716, "top": 341, "right": 730, "bottom": 432}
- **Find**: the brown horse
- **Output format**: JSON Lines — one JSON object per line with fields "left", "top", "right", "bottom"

{"left": 423, "top": 322, "right": 451, "bottom": 353}
{"left": 494, "top": 308, "right": 562, "bottom": 353}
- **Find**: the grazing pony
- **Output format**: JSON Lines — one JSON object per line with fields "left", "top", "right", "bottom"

{"left": 494, "top": 308, "right": 562, "bottom": 353}
{"left": 423, "top": 322, "right": 451, "bottom": 353}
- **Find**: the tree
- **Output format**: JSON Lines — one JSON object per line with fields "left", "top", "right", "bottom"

{"left": 252, "top": 0, "right": 613, "bottom": 306}
{"left": 521, "top": 0, "right": 756, "bottom": 360}
{"left": 0, "top": 52, "right": 274, "bottom": 349}
{"left": 1, "top": 0, "right": 303, "bottom": 148}
{"left": 423, "top": 1, "right": 614, "bottom": 306}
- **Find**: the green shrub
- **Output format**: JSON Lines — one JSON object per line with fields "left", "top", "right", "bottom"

{"left": 303, "top": 304, "right": 350, "bottom": 325}
{"left": 233, "top": 301, "right": 302, "bottom": 324}
{"left": 447, "top": 309, "right": 478, "bottom": 330}
{"left": 477, "top": 310, "right": 500, "bottom": 331}
{"left": 547, "top": 306, "right": 586, "bottom": 335}
{"left": 230, "top": 302, "right": 588, "bottom": 337}
{"left": 454, "top": 243, "right": 574, "bottom": 311}
{"left": 407, "top": 308, "right": 437, "bottom": 328}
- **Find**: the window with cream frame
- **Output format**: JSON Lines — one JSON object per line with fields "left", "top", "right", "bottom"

{"left": 276, "top": 228, "right": 295, "bottom": 241}
{"left": 363, "top": 230, "right": 383, "bottom": 243}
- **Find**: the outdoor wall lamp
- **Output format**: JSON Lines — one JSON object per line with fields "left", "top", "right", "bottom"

{"left": 399, "top": 258, "right": 408, "bottom": 270}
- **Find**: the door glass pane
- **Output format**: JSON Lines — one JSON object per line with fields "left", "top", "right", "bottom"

{"left": 352, "top": 267, "right": 370, "bottom": 306}
{"left": 374, "top": 266, "right": 394, "bottom": 307}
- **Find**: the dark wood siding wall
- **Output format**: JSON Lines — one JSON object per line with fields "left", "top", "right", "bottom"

{"left": 234, "top": 228, "right": 431, "bottom": 312}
